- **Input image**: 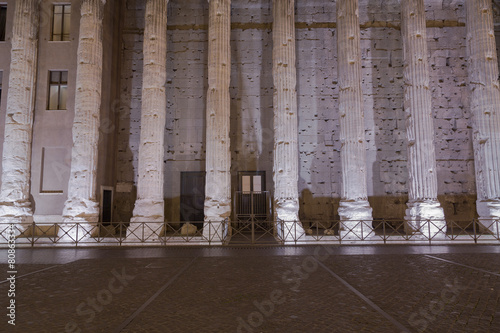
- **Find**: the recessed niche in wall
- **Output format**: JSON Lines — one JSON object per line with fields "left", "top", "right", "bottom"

{"left": 40, "top": 147, "right": 67, "bottom": 194}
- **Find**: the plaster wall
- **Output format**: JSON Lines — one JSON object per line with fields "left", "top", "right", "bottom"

{"left": 0, "top": 0, "right": 120, "bottom": 220}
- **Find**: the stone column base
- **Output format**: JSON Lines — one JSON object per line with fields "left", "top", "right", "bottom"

{"left": 476, "top": 200, "right": 500, "bottom": 236}
{"left": 0, "top": 201, "right": 33, "bottom": 224}
{"left": 127, "top": 199, "right": 165, "bottom": 242}
{"left": 131, "top": 199, "right": 164, "bottom": 222}
{"left": 203, "top": 199, "right": 231, "bottom": 242}
{"left": 338, "top": 200, "right": 373, "bottom": 240}
{"left": 274, "top": 200, "right": 305, "bottom": 242}
{"left": 60, "top": 199, "right": 99, "bottom": 243}
{"left": 62, "top": 198, "right": 99, "bottom": 223}
{"left": 405, "top": 200, "right": 446, "bottom": 239}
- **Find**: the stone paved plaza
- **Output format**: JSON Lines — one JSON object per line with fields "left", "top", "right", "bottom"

{"left": 1, "top": 245, "right": 499, "bottom": 332}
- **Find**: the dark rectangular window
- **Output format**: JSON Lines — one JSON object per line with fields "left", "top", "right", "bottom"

{"left": 0, "top": 5, "right": 7, "bottom": 41}
{"left": 102, "top": 189, "right": 113, "bottom": 223}
{"left": 51, "top": 4, "right": 71, "bottom": 41}
{"left": 48, "top": 71, "right": 68, "bottom": 110}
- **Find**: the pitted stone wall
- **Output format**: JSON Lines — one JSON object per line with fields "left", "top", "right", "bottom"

{"left": 296, "top": 3, "right": 339, "bottom": 222}
{"left": 164, "top": 1, "right": 208, "bottom": 222}
{"left": 113, "top": 0, "right": 486, "bottom": 223}
{"left": 427, "top": 3, "right": 475, "bottom": 221}
{"left": 115, "top": 1, "right": 144, "bottom": 222}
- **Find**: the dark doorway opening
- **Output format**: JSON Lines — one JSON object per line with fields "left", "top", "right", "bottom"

{"left": 102, "top": 189, "right": 113, "bottom": 223}
{"left": 180, "top": 171, "right": 205, "bottom": 229}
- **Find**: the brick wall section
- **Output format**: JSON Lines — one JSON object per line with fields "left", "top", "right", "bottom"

{"left": 114, "top": 0, "right": 485, "bottom": 222}
{"left": 114, "top": 0, "right": 144, "bottom": 222}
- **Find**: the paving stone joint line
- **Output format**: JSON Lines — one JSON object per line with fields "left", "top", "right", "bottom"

{"left": 112, "top": 256, "right": 199, "bottom": 333}
{"left": 313, "top": 257, "right": 412, "bottom": 333}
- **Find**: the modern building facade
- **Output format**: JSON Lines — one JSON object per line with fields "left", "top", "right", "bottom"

{"left": 1, "top": 0, "right": 500, "bottom": 241}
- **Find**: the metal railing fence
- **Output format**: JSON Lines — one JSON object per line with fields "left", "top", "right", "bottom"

{"left": 0, "top": 218, "right": 498, "bottom": 247}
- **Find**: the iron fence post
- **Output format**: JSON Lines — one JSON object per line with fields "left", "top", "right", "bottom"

{"left": 450, "top": 219, "right": 454, "bottom": 240}
{"left": 428, "top": 219, "right": 431, "bottom": 245}
{"left": 31, "top": 221, "right": 35, "bottom": 247}
{"left": 473, "top": 218, "right": 477, "bottom": 244}
{"left": 339, "top": 220, "right": 342, "bottom": 244}
{"left": 251, "top": 219, "right": 255, "bottom": 244}
{"left": 294, "top": 220, "right": 297, "bottom": 244}
{"left": 497, "top": 219, "right": 499, "bottom": 240}
{"left": 75, "top": 222, "right": 79, "bottom": 247}
{"left": 383, "top": 219, "right": 386, "bottom": 244}
{"left": 361, "top": 220, "right": 364, "bottom": 241}
{"left": 118, "top": 222, "right": 123, "bottom": 246}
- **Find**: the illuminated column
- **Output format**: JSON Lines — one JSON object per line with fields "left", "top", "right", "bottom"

{"left": 336, "top": 0, "right": 373, "bottom": 239}
{"left": 401, "top": 0, "right": 446, "bottom": 238}
{"left": 62, "top": 0, "right": 106, "bottom": 228}
{"left": 203, "top": 0, "right": 231, "bottom": 241}
{"left": 272, "top": 0, "right": 305, "bottom": 240}
{"left": 466, "top": 0, "right": 500, "bottom": 235}
{"left": 0, "top": 0, "right": 41, "bottom": 225}
{"left": 128, "top": 0, "right": 169, "bottom": 241}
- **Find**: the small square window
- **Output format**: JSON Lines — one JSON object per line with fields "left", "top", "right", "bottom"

{"left": 0, "top": 5, "right": 7, "bottom": 41}
{"left": 51, "top": 4, "right": 71, "bottom": 41}
{"left": 48, "top": 71, "right": 68, "bottom": 110}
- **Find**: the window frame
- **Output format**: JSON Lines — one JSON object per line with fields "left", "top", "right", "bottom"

{"left": 51, "top": 4, "right": 71, "bottom": 42}
{"left": 47, "top": 70, "right": 68, "bottom": 111}
{"left": 0, "top": 4, "right": 7, "bottom": 42}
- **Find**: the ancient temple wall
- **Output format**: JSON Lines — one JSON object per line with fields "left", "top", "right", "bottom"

{"left": 0, "top": 0, "right": 491, "bottom": 223}
{"left": 98, "top": 0, "right": 122, "bottom": 210}
{"left": 114, "top": 1, "right": 144, "bottom": 222}
{"left": 426, "top": 3, "right": 475, "bottom": 221}
{"left": 230, "top": 1, "right": 274, "bottom": 199}
{"left": 296, "top": 1, "right": 339, "bottom": 221}
{"left": 360, "top": 0, "right": 476, "bottom": 222}
{"left": 0, "top": 0, "right": 15, "bottom": 192}
{"left": 163, "top": 1, "right": 208, "bottom": 222}
{"left": 113, "top": 0, "right": 484, "bottom": 223}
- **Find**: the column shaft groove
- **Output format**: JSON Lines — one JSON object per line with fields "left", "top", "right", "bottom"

{"left": 336, "top": 0, "right": 373, "bottom": 237}
{"left": 204, "top": 0, "right": 232, "bottom": 224}
{"left": 130, "top": 0, "right": 169, "bottom": 227}
{"left": 401, "top": 0, "right": 446, "bottom": 236}
{"left": 62, "top": 0, "right": 106, "bottom": 223}
{"left": 272, "top": 0, "right": 301, "bottom": 224}
{"left": 0, "top": 0, "right": 41, "bottom": 224}
{"left": 466, "top": 0, "right": 500, "bottom": 229}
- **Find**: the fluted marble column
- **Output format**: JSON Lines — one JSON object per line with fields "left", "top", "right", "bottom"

{"left": 203, "top": 0, "right": 231, "bottom": 241}
{"left": 401, "top": 0, "right": 446, "bottom": 238}
{"left": 466, "top": 0, "right": 500, "bottom": 235}
{"left": 337, "top": 0, "right": 373, "bottom": 239}
{"left": 0, "top": 0, "right": 41, "bottom": 225}
{"left": 128, "top": 0, "right": 169, "bottom": 241}
{"left": 272, "top": 0, "right": 305, "bottom": 241}
{"left": 62, "top": 0, "right": 106, "bottom": 230}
